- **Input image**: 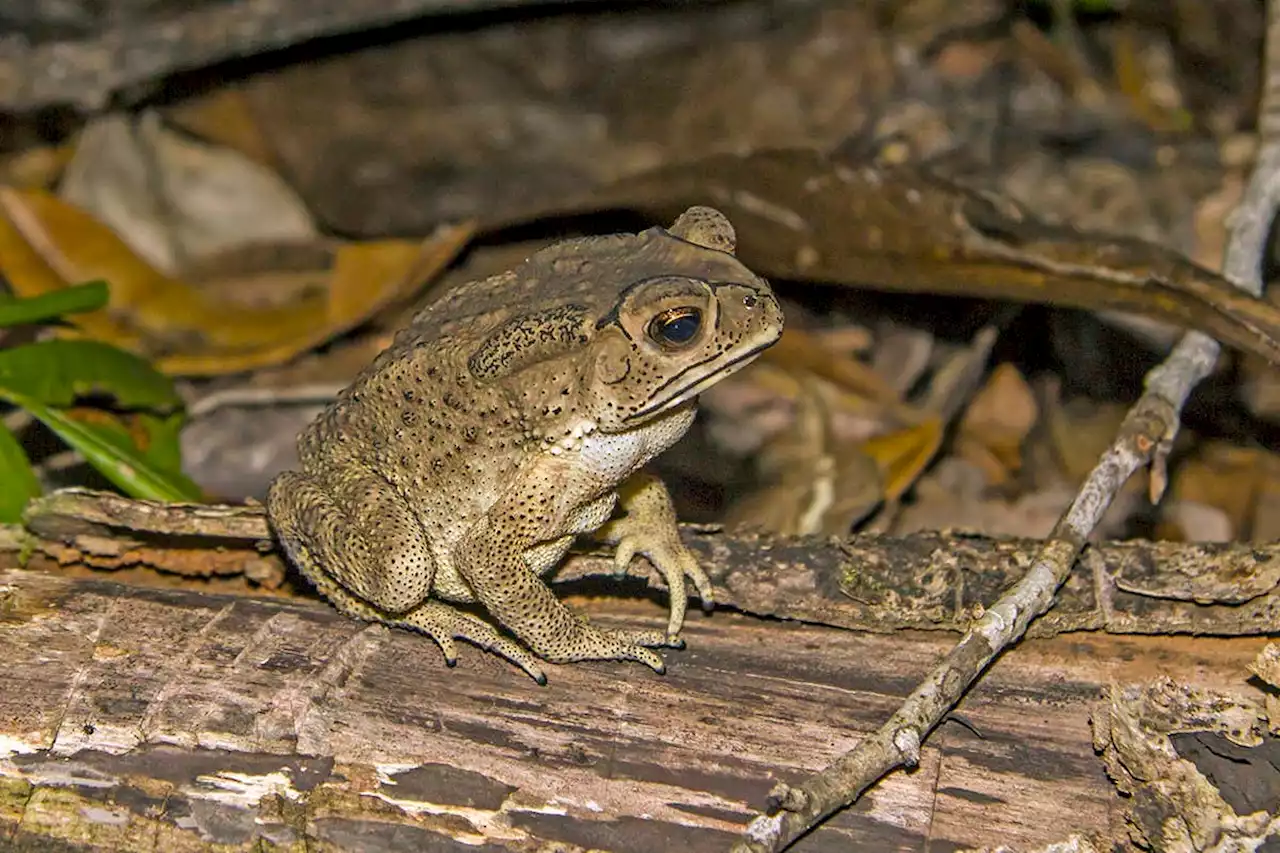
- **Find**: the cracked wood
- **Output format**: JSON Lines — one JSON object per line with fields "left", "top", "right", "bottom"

{"left": 0, "top": 567, "right": 1265, "bottom": 851}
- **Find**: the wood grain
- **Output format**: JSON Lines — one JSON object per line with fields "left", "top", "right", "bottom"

{"left": 0, "top": 566, "right": 1262, "bottom": 851}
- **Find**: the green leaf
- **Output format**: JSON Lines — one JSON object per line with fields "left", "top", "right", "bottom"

{"left": 0, "top": 339, "right": 182, "bottom": 411}
{"left": 0, "top": 281, "right": 109, "bottom": 328}
{"left": 0, "top": 337, "right": 198, "bottom": 505}
{"left": 131, "top": 411, "right": 186, "bottom": 475}
{"left": 12, "top": 394, "right": 202, "bottom": 502}
{"left": 0, "top": 423, "right": 40, "bottom": 523}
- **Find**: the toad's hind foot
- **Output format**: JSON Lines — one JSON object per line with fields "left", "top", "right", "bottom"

{"left": 392, "top": 602, "right": 548, "bottom": 684}
{"left": 603, "top": 627, "right": 684, "bottom": 650}
{"left": 275, "top": 556, "right": 548, "bottom": 684}
{"left": 561, "top": 625, "right": 684, "bottom": 674}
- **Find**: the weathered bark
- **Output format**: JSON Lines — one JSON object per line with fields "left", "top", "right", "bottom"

{"left": 10, "top": 488, "right": 1280, "bottom": 639}
{"left": 0, "top": 0, "right": 623, "bottom": 112}
{"left": 0, "top": 564, "right": 1265, "bottom": 851}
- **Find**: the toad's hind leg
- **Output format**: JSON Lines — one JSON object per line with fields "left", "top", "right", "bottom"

{"left": 267, "top": 469, "right": 546, "bottom": 683}
{"left": 267, "top": 468, "right": 434, "bottom": 613}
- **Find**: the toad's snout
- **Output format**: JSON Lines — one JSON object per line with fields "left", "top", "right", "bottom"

{"left": 717, "top": 281, "right": 785, "bottom": 353}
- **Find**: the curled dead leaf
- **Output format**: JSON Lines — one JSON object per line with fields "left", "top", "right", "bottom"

{"left": 955, "top": 363, "right": 1038, "bottom": 486}
{"left": 861, "top": 416, "right": 944, "bottom": 503}
{"left": 59, "top": 111, "right": 317, "bottom": 275}
{"left": 513, "top": 148, "right": 1280, "bottom": 366}
{"left": 0, "top": 187, "right": 474, "bottom": 376}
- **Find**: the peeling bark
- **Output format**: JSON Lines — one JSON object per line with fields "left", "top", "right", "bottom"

{"left": 0, "top": 566, "right": 1266, "bottom": 851}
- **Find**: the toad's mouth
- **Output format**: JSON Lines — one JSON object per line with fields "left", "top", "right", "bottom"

{"left": 624, "top": 339, "right": 776, "bottom": 425}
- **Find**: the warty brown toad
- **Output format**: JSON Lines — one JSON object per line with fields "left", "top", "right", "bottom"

{"left": 267, "top": 207, "right": 784, "bottom": 683}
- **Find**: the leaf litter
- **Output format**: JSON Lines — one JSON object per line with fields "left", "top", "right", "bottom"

{"left": 3, "top": 4, "right": 1280, "bottom": 848}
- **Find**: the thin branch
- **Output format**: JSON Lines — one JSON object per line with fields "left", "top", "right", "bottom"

{"left": 730, "top": 17, "right": 1280, "bottom": 853}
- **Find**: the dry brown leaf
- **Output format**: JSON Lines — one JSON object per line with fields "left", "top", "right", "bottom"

{"left": 1156, "top": 500, "right": 1235, "bottom": 543}
{"left": 1236, "top": 289, "right": 1280, "bottom": 420}
{"left": 1191, "top": 164, "right": 1244, "bottom": 272}
{"left": 705, "top": 325, "right": 922, "bottom": 456}
{"left": 870, "top": 324, "right": 935, "bottom": 396}
{"left": 809, "top": 325, "right": 874, "bottom": 354}
{"left": 1045, "top": 392, "right": 1131, "bottom": 484}
{"left": 0, "top": 187, "right": 474, "bottom": 376}
{"left": 0, "top": 144, "right": 72, "bottom": 189}
{"left": 860, "top": 416, "right": 944, "bottom": 502}
{"left": 955, "top": 363, "right": 1038, "bottom": 485}
{"left": 1110, "top": 24, "right": 1190, "bottom": 134}
{"left": 724, "top": 383, "right": 887, "bottom": 536}
{"left": 895, "top": 472, "right": 1079, "bottom": 538}
{"left": 1157, "top": 443, "right": 1264, "bottom": 542}
{"left": 164, "top": 87, "right": 278, "bottom": 168}
{"left": 725, "top": 374, "right": 941, "bottom": 536}
{"left": 1250, "top": 454, "right": 1280, "bottom": 543}
{"left": 950, "top": 437, "right": 1010, "bottom": 490}
{"left": 59, "top": 111, "right": 317, "bottom": 275}
{"left": 760, "top": 327, "right": 905, "bottom": 407}
{"left": 1153, "top": 443, "right": 1280, "bottom": 544}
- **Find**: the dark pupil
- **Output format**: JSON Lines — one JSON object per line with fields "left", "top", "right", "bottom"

{"left": 657, "top": 310, "right": 700, "bottom": 344}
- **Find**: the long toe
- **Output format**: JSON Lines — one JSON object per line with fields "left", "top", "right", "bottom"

{"left": 396, "top": 602, "right": 546, "bottom": 682}
{"left": 690, "top": 564, "right": 715, "bottom": 610}
{"left": 612, "top": 628, "right": 679, "bottom": 648}
{"left": 622, "top": 645, "right": 667, "bottom": 673}
{"left": 455, "top": 621, "right": 547, "bottom": 683}
{"left": 434, "top": 635, "right": 460, "bottom": 667}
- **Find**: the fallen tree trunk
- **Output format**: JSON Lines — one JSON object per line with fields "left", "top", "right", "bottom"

{"left": 0, "top": 562, "right": 1265, "bottom": 851}
{"left": 10, "top": 488, "right": 1280, "bottom": 639}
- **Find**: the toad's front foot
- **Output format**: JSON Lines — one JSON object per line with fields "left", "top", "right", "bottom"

{"left": 600, "top": 473, "right": 714, "bottom": 640}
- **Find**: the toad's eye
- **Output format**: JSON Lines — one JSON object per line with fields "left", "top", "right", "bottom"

{"left": 648, "top": 307, "right": 702, "bottom": 347}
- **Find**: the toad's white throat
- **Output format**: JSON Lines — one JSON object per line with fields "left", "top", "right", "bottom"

{"left": 576, "top": 405, "right": 698, "bottom": 481}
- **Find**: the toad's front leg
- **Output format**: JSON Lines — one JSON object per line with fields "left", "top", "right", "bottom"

{"left": 597, "top": 472, "right": 714, "bottom": 641}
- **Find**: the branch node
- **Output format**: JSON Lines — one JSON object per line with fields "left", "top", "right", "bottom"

{"left": 893, "top": 726, "right": 922, "bottom": 766}
{"left": 1148, "top": 439, "right": 1173, "bottom": 503}
{"left": 741, "top": 811, "right": 785, "bottom": 850}
{"left": 766, "top": 782, "right": 809, "bottom": 813}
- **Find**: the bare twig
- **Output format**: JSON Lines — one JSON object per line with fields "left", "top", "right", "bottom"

{"left": 183, "top": 382, "right": 346, "bottom": 418}
{"left": 731, "top": 17, "right": 1280, "bottom": 853}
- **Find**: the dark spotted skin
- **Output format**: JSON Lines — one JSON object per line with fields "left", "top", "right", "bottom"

{"left": 267, "top": 207, "right": 784, "bottom": 683}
